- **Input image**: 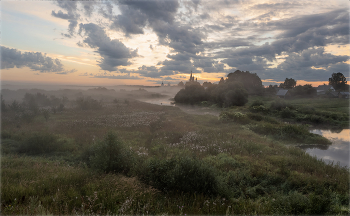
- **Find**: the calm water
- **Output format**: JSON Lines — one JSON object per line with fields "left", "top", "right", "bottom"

{"left": 298, "top": 129, "right": 350, "bottom": 167}
{"left": 138, "top": 98, "right": 220, "bottom": 116}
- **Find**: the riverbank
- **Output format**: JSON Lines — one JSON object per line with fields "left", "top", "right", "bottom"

{"left": 2, "top": 99, "right": 349, "bottom": 215}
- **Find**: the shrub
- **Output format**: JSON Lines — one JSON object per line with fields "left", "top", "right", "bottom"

{"left": 219, "top": 111, "right": 249, "bottom": 124}
{"left": 247, "top": 113, "right": 264, "bottom": 121}
{"left": 76, "top": 97, "right": 102, "bottom": 110}
{"left": 87, "top": 131, "right": 135, "bottom": 174}
{"left": 224, "top": 88, "right": 248, "bottom": 107}
{"left": 270, "top": 100, "right": 288, "bottom": 111}
{"left": 280, "top": 107, "right": 295, "bottom": 118}
{"left": 139, "top": 157, "right": 223, "bottom": 197}
{"left": 250, "top": 105, "right": 269, "bottom": 113}
{"left": 17, "top": 132, "right": 61, "bottom": 155}
{"left": 250, "top": 100, "right": 264, "bottom": 108}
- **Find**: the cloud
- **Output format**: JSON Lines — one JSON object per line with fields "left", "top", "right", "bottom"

{"left": 93, "top": 73, "right": 142, "bottom": 80}
{"left": 78, "top": 23, "right": 138, "bottom": 71}
{"left": 51, "top": 10, "right": 76, "bottom": 20}
{"left": 0, "top": 46, "right": 75, "bottom": 74}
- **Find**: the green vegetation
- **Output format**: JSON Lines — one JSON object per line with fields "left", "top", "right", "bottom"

{"left": 1, "top": 91, "right": 349, "bottom": 215}
{"left": 247, "top": 96, "right": 349, "bottom": 128}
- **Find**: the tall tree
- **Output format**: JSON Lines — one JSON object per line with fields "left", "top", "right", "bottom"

{"left": 280, "top": 78, "right": 296, "bottom": 89}
{"left": 329, "top": 72, "right": 348, "bottom": 91}
{"left": 226, "top": 70, "right": 263, "bottom": 95}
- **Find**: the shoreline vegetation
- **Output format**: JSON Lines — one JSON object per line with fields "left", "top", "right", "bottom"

{"left": 1, "top": 80, "right": 349, "bottom": 214}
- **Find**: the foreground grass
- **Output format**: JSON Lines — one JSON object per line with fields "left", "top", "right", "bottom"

{"left": 1, "top": 99, "right": 349, "bottom": 215}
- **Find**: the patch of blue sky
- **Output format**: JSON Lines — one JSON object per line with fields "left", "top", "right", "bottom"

{"left": 1, "top": 8, "right": 81, "bottom": 57}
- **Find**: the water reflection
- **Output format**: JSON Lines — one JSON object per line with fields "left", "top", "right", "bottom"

{"left": 138, "top": 98, "right": 220, "bottom": 116}
{"left": 299, "top": 129, "right": 349, "bottom": 167}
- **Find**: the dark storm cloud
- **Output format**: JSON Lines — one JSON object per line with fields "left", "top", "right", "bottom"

{"left": 110, "top": 0, "right": 179, "bottom": 35}
{"left": 78, "top": 23, "right": 138, "bottom": 71}
{"left": 118, "top": 0, "right": 179, "bottom": 24}
{"left": 216, "top": 8, "right": 349, "bottom": 63}
{"left": 152, "top": 21, "right": 205, "bottom": 54}
{"left": 271, "top": 9, "right": 349, "bottom": 38}
{"left": 278, "top": 48, "right": 348, "bottom": 71}
{"left": 254, "top": 48, "right": 349, "bottom": 82}
{"left": 222, "top": 56, "right": 271, "bottom": 72}
{"left": 110, "top": 5, "right": 148, "bottom": 35}
{"left": 0, "top": 46, "right": 75, "bottom": 74}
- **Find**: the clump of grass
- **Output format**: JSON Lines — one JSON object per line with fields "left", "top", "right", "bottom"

{"left": 83, "top": 131, "right": 136, "bottom": 174}
{"left": 250, "top": 123, "right": 331, "bottom": 144}
{"left": 17, "top": 132, "right": 63, "bottom": 155}
{"left": 138, "top": 156, "right": 225, "bottom": 197}
{"left": 219, "top": 110, "right": 250, "bottom": 124}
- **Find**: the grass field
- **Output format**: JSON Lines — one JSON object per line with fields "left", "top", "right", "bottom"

{"left": 1, "top": 97, "right": 349, "bottom": 215}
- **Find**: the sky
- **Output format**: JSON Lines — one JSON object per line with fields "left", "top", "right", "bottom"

{"left": 1, "top": 0, "right": 349, "bottom": 86}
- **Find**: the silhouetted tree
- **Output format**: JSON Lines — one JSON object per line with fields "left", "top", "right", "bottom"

{"left": 329, "top": 72, "right": 348, "bottom": 91}
{"left": 219, "top": 77, "right": 225, "bottom": 85}
{"left": 1, "top": 95, "right": 7, "bottom": 112}
{"left": 291, "top": 84, "right": 316, "bottom": 97}
{"left": 174, "top": 82, "right": 206, "bottom": 104}
{"left": 265, "top": 85, "right": 277, "bottom": 95}
{"left": 280, "top": 78, "right": 296, "bottom": 89}
{"left": 226, "top": 70, "right": 264, "bottom": 95}
{"left": 178, "top": 81, "right": 184, "bottom": 87}
{"left": 202, "top": 82, "right": 213, "bottom": 88}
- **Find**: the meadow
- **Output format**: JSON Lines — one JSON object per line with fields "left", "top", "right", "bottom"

{"left": 1, "top": 93, "right": 349, "bottom": 215}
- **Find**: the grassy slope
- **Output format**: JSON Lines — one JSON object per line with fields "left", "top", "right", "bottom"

{"left": 1, "top": 98, "right": 349, "bottom": 215}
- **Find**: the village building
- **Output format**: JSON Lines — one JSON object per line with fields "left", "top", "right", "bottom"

{"left": 276, "top": 89, "right": 290, "bottom": 98}
{"left": 316, "top": 84, "right": 335, "bottom": 95}
{"left": 189, "top": 71, "right": 197, "bottom": 82}
{"left": 339, "top": 92, "right": 350, "bottom": 99}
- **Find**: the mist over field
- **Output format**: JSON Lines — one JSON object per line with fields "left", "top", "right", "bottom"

{"left": 1, "top": 0, "right": 350, "bottom": 215}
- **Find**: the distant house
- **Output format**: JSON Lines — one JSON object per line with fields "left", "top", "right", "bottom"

{"left": 316, "top": 85, "right": 334, "bottom": 95}
{"left": 329, "top": 91, "right": 339, "bottom": 98}
{"left": 276, "top": 89, "right": 290, "bottom": 98}
{"left": 339, "top": 92, "right": 350, "bottom": 99}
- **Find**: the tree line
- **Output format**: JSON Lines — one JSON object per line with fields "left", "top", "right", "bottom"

{"left": 175, "top": 71, "right": 348, "bottom": 106}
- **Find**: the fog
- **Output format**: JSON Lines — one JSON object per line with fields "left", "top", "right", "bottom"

{"left": 1, "top": 81, "right": 181, "bottom": 105}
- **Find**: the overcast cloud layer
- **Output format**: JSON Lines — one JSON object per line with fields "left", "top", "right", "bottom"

{"left": 1, "top": 0, "right": 349, "bottom": 85}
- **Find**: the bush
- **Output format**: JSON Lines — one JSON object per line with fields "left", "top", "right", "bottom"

{"left": 250, "top": 105, "right": 269, "bottom": 113}
{"left": 139, "top": 157, "right": 223, "bottom": 197}
{"left": 247, "top": 113, "right": 264, "bottom": 121}
{"left": 17, "top": 132, "right": 61, "bottom": 155}
{"left": 174, "top": 82, "right": 207, "bottom": 104}
{"left": 219, "top": 111, "right": 249, "bottom": 124}
{"left": 87, "top": 131, "right": 135, "bottom": 174}
{"left": 280, "top": 107, "right": 295, "bottom": 118}
{"left": 224, "top": 88, "right": 248, "bottom": 107}
{"left": 270, "top": 100, "right": 289, "bottom": 111}
{"left": 250, "top": 100, "right": 264, "bottom": 108}
{"left": 76, "top": 97, "right": 102, "bottom": 110}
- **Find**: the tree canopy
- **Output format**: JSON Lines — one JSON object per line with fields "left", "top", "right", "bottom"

{"left": 226, "top": 70, "right": 263, "bottom": 95}
{"left": 329, "top": 72, "right": 348, "bottom": 91}
{"left": 280, "top": 78, "right": 296, "bottom": 89}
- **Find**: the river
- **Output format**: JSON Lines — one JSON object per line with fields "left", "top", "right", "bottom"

{"left": 298, "top": 129, "right": 349, "bottom": 167}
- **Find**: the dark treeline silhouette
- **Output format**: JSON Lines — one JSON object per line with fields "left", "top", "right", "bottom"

{"left": 175, "top": 70, "right": 263, "bottom": 107}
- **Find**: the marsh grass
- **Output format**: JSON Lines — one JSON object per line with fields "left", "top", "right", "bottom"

{"left": 1, "top": 99, "right": 349, "bottom": 215}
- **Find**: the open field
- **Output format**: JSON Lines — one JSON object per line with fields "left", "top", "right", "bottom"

{"left": 1, "top": 95, "right": 349, "bottom": 215}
